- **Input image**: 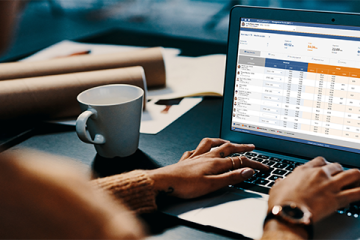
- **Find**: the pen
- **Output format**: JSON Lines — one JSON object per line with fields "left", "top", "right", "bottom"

{"left": 54, "top": 50, "right": 91, "bottom": 59}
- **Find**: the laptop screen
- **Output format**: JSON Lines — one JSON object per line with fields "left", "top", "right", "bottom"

{"left": 232, "top": 18, "right": 360, "bottom": 154}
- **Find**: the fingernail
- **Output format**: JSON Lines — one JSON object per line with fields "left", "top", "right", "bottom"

{"left": 247, "top": 144, "right": 255, "bottom": 147}
{"left": 241, "top": 169, "right": 254, "bottom": 178}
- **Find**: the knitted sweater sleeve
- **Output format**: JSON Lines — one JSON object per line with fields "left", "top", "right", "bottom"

{"left": 91, "top": 171, "right": 305, "bottom": 239}
{"left": 91, "top": 170, "right": 157, "bottom": 214}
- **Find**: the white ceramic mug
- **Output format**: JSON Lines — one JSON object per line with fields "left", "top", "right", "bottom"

{"left": 76, "top": 84, "right": 143, "bottom": 158}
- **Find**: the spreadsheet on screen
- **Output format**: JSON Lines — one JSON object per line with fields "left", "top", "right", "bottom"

{"left": 233, "top": 18, "right": 360, "bottom": 154}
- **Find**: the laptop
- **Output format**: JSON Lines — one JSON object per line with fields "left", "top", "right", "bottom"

{"left": 162, "top": 5, "right": 360, "bottom": 239}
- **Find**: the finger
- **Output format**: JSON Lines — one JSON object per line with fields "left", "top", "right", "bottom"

{"left": 191, "top": 138, "right": 230, "bottom": 157}
{"left": 211, "top": 157, "right": 239, "bottom": 173}
{"left": 274, "top": 178, "right": 283, "bottom": 186}
{"left": 210, "top": 142, "right": 255, "bottom": 158}
{"left": 321, "top": 163, "right": 343, "bottom": 178}
{"left": 337, "top": 187, "right": 360, "bottom": 208}
{"left": 332, "top": 169, "right": 360, "bottom": 190}
{"left": 237, "top": 156, "right": 269, "bottom": 171}
{"left": 207, "top": 168, "right": 255, "bottom": 190}
{"left": 303, "top": 156, "right": 328, "bottom": 168}
{"left": 229, "top": 156, "right": 236, "bottom": 170}
{"left": 179, "top": 150, "right": 195, "bottom": 161}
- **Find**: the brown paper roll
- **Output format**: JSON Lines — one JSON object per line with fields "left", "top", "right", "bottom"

{"left": 0, "top": 66, "right": 146, "bottom": 120}
{"left": 0, "top": 47, "right": 165, "bottom": 88}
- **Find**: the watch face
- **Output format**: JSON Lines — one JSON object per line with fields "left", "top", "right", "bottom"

{"left": 273, "top": 202, "right": 312, "bottom": 225}
{"left": 282, "top": 205, "right": 304, "bottom": 220}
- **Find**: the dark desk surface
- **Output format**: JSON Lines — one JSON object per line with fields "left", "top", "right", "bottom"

{"left": 5, "top": 29, "right": 249, "bottom": 240}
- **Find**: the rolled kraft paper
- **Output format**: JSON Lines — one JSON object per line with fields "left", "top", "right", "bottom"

{"left": 0, "top": 66, "right": 146, "bottom": 120}
{"left": 0, "top": 47, "right": 165, "bottom": 88}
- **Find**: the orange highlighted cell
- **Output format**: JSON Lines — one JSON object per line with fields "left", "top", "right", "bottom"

{"left": 308, "top": 67, "right": 317, "bottom": 73}
{"left": 317, "top": 69, "right": 329, "bottom": 74}
{"left": 308, "top": 63, "right": 359, "bottom": 78}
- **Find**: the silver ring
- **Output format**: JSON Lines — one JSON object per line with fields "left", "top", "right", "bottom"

{"left": 238, "top": 156, "right": 243, "bottom": 167}
{"left": 229, "top": 157, "right": 235, "bottom": 170}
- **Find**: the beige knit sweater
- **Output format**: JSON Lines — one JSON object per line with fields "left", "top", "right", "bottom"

{"left": 92, "top": 170, "right": 157, "bottom": 214}
{"left": 92, "top": 171, "right": 303, "bottom": 240}
{"left": 0, "top": 149, "right": 303, "bottom": 239}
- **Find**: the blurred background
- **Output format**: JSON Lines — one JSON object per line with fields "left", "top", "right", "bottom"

{"left": 3, "top": 0, "right": 360, "bottom": 62}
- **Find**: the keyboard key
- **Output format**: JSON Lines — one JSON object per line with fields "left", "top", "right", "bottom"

{"left": 258, "top": 155, "right": 270, "bottom": 159}
{"left": 245, "top": 152, "right": 257, "bottom": 157}
{"left": 229, "top": 153, "right": 241, "bottom": 157}
{"left": 262, "top": 160, "right": 276, "bottom": 167}
{"left": 273, "top": 169, "right": 287, "bottom": 176}
{"left": 245, "top": 176, "right": 258, "bottom": 183}
{"left": 351, "top": 201, "right": 360, "bottom": 208}
{"left": 268, "top": 160, "right": 276, "bottom": 166}
{"left": 349, "top": 204, "right": 360, "bottom": 215}
{"left": 256, "top": 171, "right": 271, "bottom": 179}
{"left": 254, "top": 178, "right": 269, "bottom": 186}
{"left": 267, "top": 181, "right": 275, "bottom": 187}
{"left": 270, "top": 157, "right": 282, "bottom": 162}
{"left": 339, "top": 205, "right": 360, "bottom": 219}
{"left": 273, "top": 163, "right": 288, "bottom": 169}
{"left": 282, "top": 159, "right": 295, "bottom": 164}
{"left": 261, "top": 167, "right": 274, "bottom": 175}
{"left": 253, "top": 158, "right": 264, "bottom": 162}
{"left": 285, "top": 165, "right": 295, "bottom": 171}
{"left": 338, "top": 209, "right": 345, "bottom": 214}
{"left": 268, "top": 175, "right": 283, "bottom": 181}
{"left": 295, "top": 162, "right": 303, "bottom": 167}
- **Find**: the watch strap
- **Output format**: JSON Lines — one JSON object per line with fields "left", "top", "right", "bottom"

{"left": 264, "top": 211, "right": 314, "bottom": 239}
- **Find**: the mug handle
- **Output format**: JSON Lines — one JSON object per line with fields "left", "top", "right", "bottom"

{"left": 76, "top": 108, "right": 106, "bottom": 145}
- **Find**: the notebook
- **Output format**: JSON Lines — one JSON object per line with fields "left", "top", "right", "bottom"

{"left": 162, "top": 6, "right": 360, "bottom": 239}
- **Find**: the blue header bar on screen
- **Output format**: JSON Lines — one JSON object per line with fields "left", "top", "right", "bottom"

{"left": 265, "top": 59, "right": 308, "bottom": 71}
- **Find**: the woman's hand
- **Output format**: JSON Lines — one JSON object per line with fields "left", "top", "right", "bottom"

{"left": 147, "top": 138, "right": 269, "bottom": 199}
{"left": 262, "top": 157, "right": 360, "bottom": 239}
{"left": 268, "top": 157, "right": 360, "bottom": 224}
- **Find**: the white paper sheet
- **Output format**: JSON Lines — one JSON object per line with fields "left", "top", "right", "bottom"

{"left": 21, "top": 40, "right": 181, "bottom": 61}
{"left": 147, "top": 54, "right": 226, "bottom": 100}
{"left": 141, "top": 97, "right": 202, "bottom": 134}
{"left": 48, "top": 97, "right": 202, "bottom": 134}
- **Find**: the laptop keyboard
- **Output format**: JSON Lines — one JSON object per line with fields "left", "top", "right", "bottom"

{"left": 229, "top": 151, "right": 303, "bottom": 189}
{"left": 338, "top": 204, "right": 360, "bottom": 218}
{"left": 229, "top": 151, "right": 360, "bottom": 219}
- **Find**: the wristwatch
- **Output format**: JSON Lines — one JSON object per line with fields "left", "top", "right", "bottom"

{"left": 264, "top": 202, "right": 314, "bottom": 239}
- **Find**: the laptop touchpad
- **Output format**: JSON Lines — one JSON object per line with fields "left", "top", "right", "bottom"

{"left": 184, "top": 188, "right": 268, "bottom": 239}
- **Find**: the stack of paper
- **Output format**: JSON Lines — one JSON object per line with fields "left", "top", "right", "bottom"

{"left": 16, "top": 40, "right": 226, "bottom": 134}
{"left": 0, "top": 46, "right": 166, "bottom": 120}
